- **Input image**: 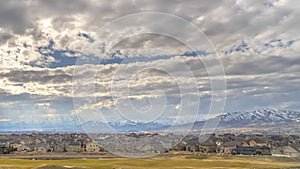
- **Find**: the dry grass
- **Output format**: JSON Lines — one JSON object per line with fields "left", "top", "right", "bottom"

{"left": 0, "top": 155, "right": 299, "bottom": 169}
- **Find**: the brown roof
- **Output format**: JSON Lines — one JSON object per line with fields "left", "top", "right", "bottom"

{"left": 250, "top": 138, "right": 265, "bottom": 144}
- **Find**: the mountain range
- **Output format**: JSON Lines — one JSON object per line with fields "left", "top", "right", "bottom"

{"left": 190, "top": 108, "right": 300, "bottom": 130}
{"left": 0, "top": 108, "right": 299, "bottom": 133}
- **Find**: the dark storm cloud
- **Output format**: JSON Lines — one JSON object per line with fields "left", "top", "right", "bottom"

{"left": 36, "top": 0, "right": 89, "bottom": 14}
{"left": 0, "top": 0, "right": 30, "bottom": 34}
{"left": 223, "top": 55, "right": 300, "bottom": 75}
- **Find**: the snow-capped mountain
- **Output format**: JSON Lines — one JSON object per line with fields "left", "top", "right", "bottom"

{"left": 1, "top": 108, "right": 299, "bottom": 132}
{"left": 217, "top": 108, "right": 300, "bottom": 124}
{"left": 189, "top": 108, "right": 300, "bottom": 130}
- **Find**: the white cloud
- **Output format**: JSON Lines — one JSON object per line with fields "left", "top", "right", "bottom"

{"left": 0, "top": 118, "right": 11, "bottom": 122}
{"left": 0, "top": 0, "right": 300, "bottom": 125}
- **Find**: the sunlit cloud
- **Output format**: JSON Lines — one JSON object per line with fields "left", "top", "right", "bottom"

{"left": 0, "top": 0, "right": 299, "bottom": 126}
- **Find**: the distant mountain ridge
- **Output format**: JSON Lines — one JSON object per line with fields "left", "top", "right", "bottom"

{"left": 191, "top": 108, "right": 300, "bottom": 129}
{"left": 1, "top": 108, "right": 299, "bottom": 132}
{"left": 218, "top": 108, "right": 300, "bottom": 123}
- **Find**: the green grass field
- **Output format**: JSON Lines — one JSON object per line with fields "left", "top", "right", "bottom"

{"left": 0, "top": 155, "right": 299, "bottom": 169}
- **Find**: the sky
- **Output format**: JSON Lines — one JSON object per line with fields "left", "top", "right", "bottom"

{"left": 0, "top": 0, "right": 300, "bottom": 127}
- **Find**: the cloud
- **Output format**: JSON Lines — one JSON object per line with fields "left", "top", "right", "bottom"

{"left": 0, "top": 0, "right": 300, "bottom": 125}
{"left": 0, "top": 118, "right": 11, "bottom": 122}
{"left": 0, "top": 0, "right": 31, "bottom": 34}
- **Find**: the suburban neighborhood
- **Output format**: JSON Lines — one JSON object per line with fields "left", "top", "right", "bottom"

{"left": 0, "top": 133, "right": 102, "bottom": 154}
{"left": 0, "top": 132, "right": 299, "bottom": 157}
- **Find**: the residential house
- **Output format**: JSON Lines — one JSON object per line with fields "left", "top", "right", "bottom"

{"left": 199, "top": 140, "right": 217, "bottom": 153}
{"left": 249, "top": 138, "right": 267, "bottom": 147}
{"left": 16, "top": 144, "right": 32, "bottom": 152}
{"left": 185, "top": 138, "right": 199, "bottom": 152}
{"left": 219, "top": 133, "right": 236, "bottom": 142}
{"left": 255, "top": 146, "right": 271, "bottom": 155}
{"left": 232, "top": 146, "right": 256, "bottom": 155}
{"left": 85, "top": 141, "right": 100, "bottom": 152}
{"left": 34, "top": 143, "right": 50, "bottom": 153}
{"left": 0, "top": 145, "right": 6, "bottom": 154}
{"left": 232, "top": 146, "right": 271, "bottom": 156}
{"left": 271, "top": 148, "right": 285, "bottom": 157}
{"left": 50, "top": 143, "right": 65, "bottom": 152}
{"left": 283, "top": 144, "right": 300, "bottom": 157}
{"left": 11, "top": 141, "right": 23, "bottom": 149}
{"left": 171, "top": 142, "right": 186, "bottom": 151}
{"left": 221, "top": 141, "right": 242, "bottom": 154}
{"left": 66, "top": 142, "right": 82, "bottom": 152}
{"left": 186, "top": 145, "right": 199, "bottom": 153}
{"left": 171, "top": 135, "right": 198, "bottom": 152}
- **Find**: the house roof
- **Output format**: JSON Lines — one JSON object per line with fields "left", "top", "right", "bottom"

{"left": 199, "top": 139, "right": 216, "bottom": 146}
{"left": 250, "top": 138, "right": 266, "bottom": 144}
{"left": 69, "top": 142, "right": 81, "bottom": 146}
{"left": 186, "top": 138, "right": 199, "bottom": 146}
{"left": 199, "top": 135, "right": 216, "bottom": 144}
{"left": 271, "top": 148, "right": 284, "bottom": 155}
{"left": 255, "top": 146, "right": 270, "bottom": 150}
{"left": 223, "top": 141, "right": 241, "bottom": 147}
{"left": 234, "top": 146, "right": 256, "bottom": 151}
{"left": 51, "top": 143, "right": 65, "bottom": 147}
{"left": 290, "top": 143, "right": 300, "bottom": 152}
{"left": 215, "top": 138, "right": 225, "bottom": 143}
{"left": 34, "top": 143, "right": 49, "bottom": 148}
